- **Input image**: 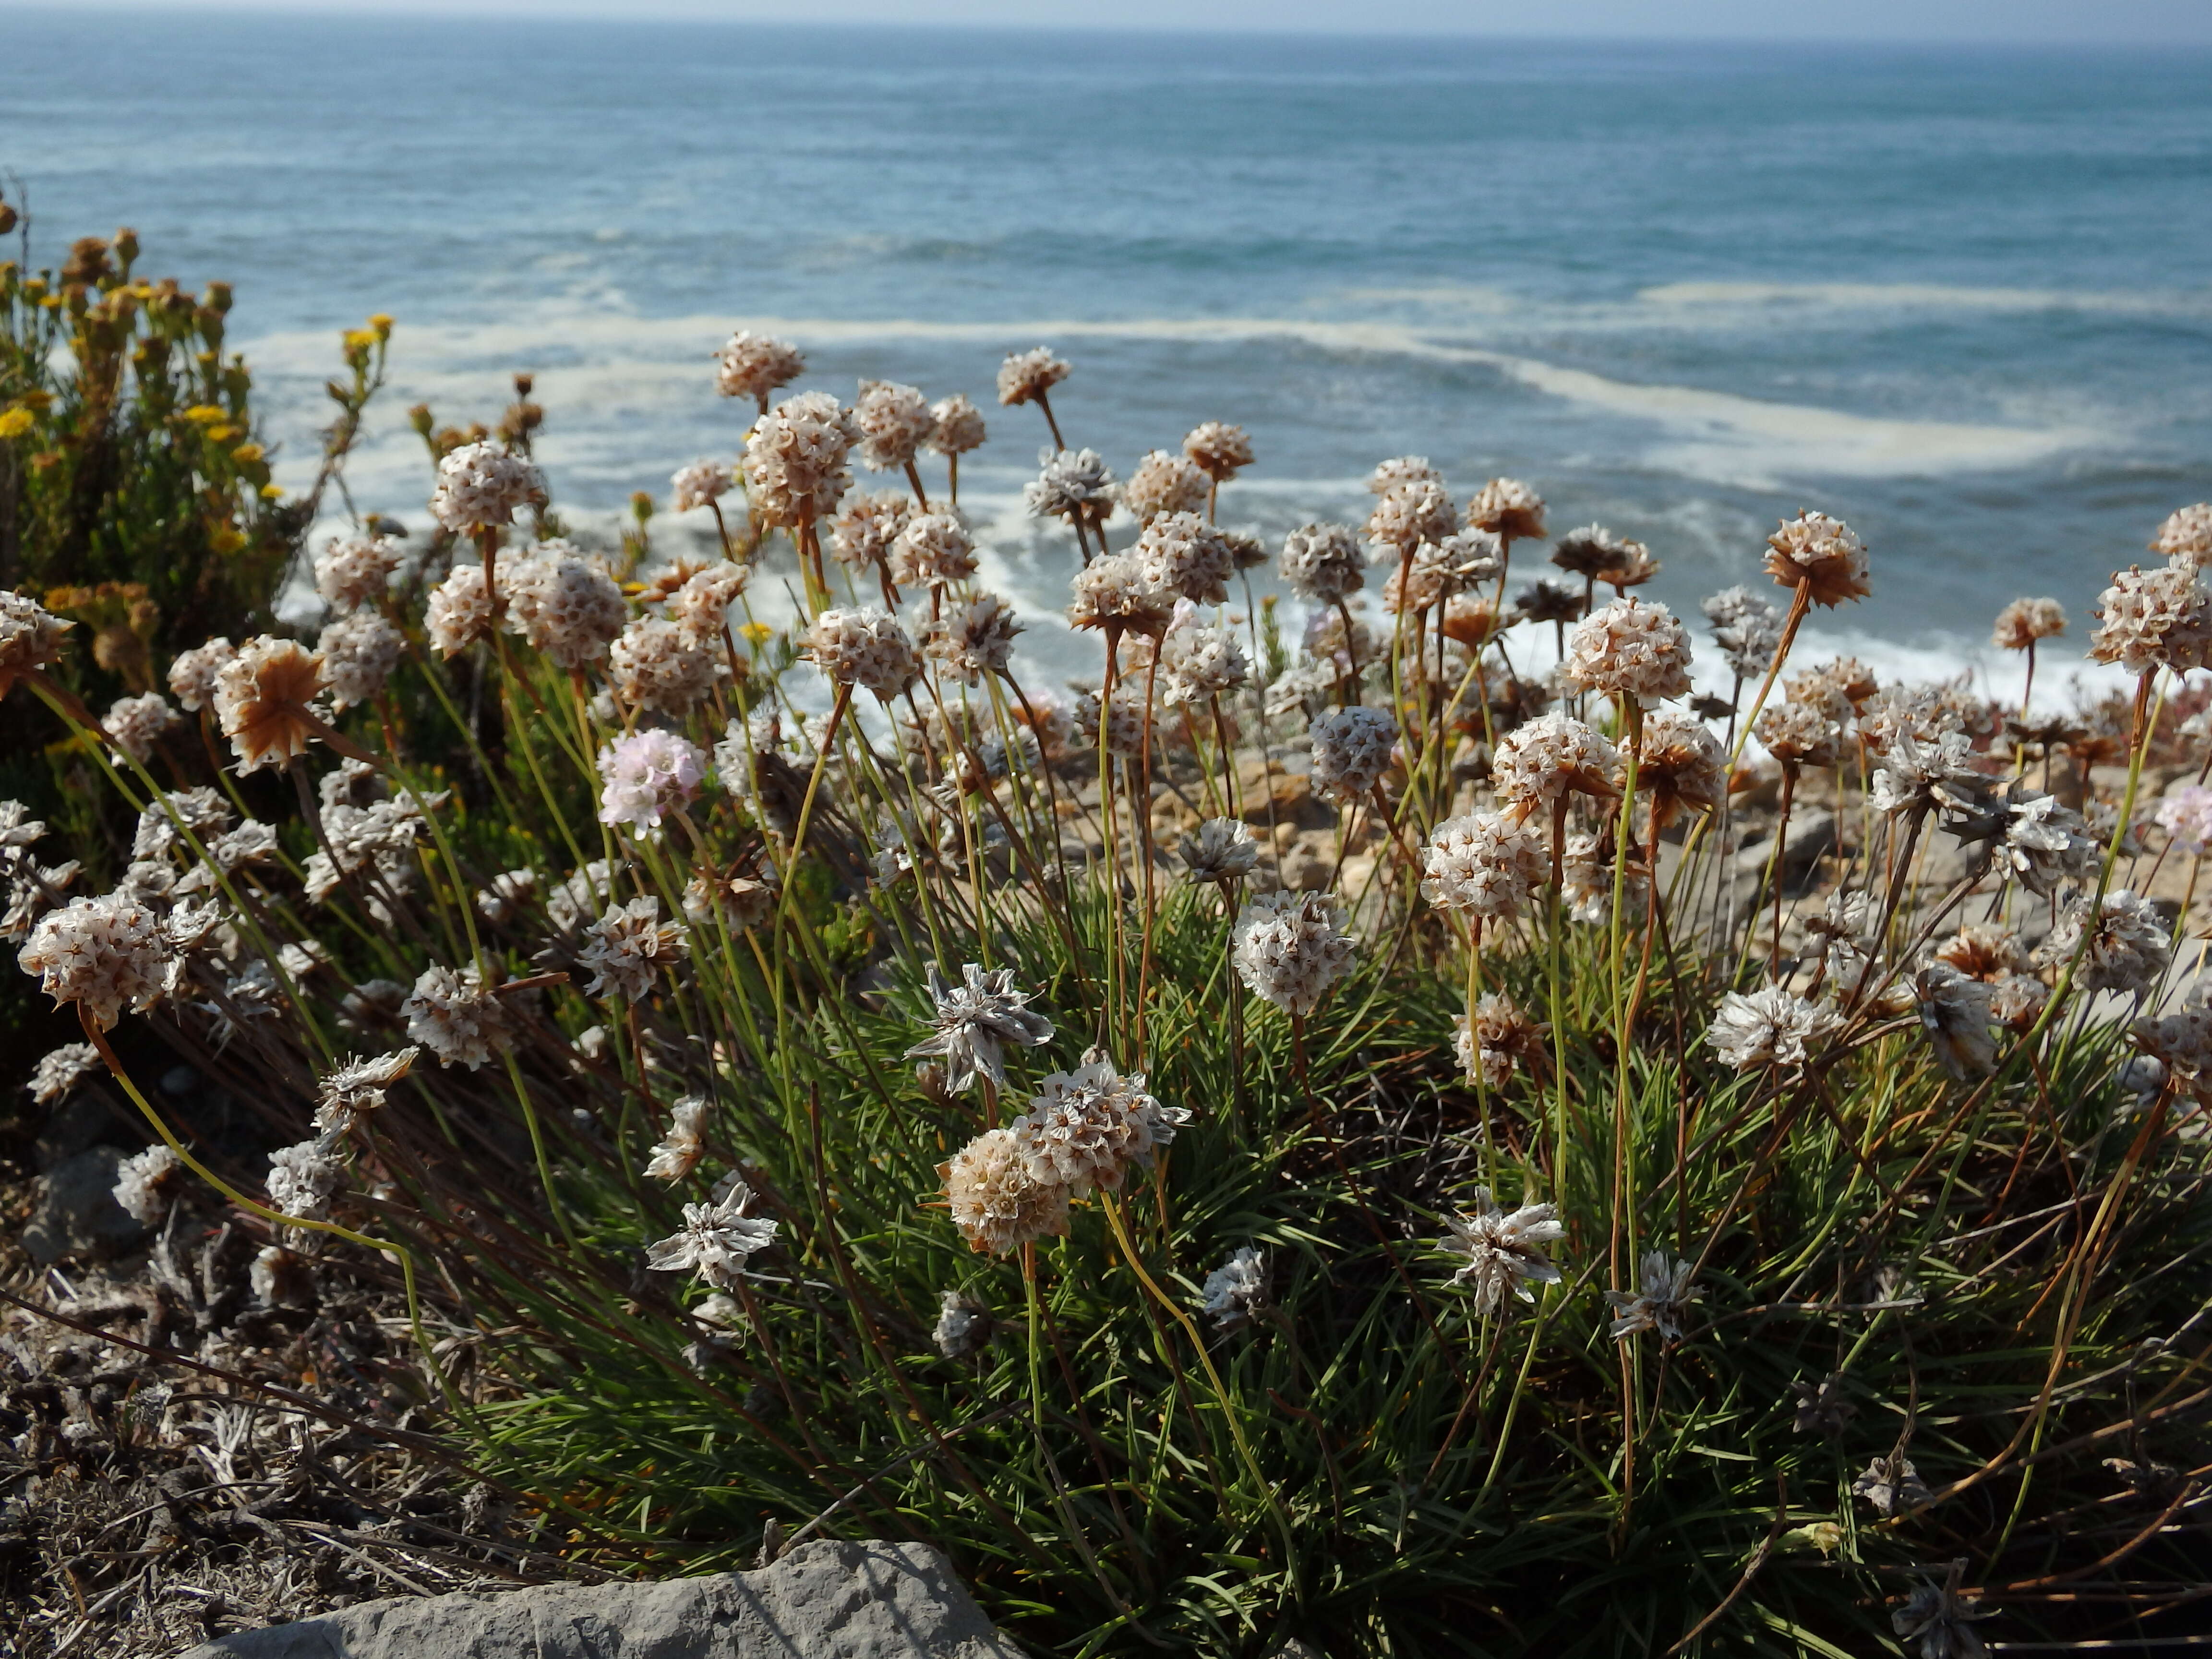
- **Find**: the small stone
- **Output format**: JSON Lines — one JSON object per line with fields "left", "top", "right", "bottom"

{"left": 23, "top": 1146, "right": 148, "bottom": 1265}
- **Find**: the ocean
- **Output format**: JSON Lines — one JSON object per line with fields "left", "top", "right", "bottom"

{"left": 5, "top": 11, "right": 2212, "bottom": 700}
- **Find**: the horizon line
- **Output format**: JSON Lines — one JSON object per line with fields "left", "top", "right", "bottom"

{"left": 18, "top": 0, "right": 2212, "bottom": 48}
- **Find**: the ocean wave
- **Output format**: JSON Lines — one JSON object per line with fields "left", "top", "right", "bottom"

{"left": 245, "top": 307, "right": 2103, "bottom": 493}
{"left": 1635, "top": 280, "right": 2212, "bottom": 318}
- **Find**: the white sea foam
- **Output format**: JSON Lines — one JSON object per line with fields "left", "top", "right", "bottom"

{"left": 246, "top": 305, "right": 2103, "bottom": 500}
{"left": 1636, "top": 281, "right": 2212, "bottom": 318}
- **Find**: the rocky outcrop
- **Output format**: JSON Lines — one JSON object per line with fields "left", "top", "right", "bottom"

{"left": 181, "top": 1539, "right": 1020, "bottom": 1659}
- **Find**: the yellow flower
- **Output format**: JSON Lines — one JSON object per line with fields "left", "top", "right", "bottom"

{"left": 737, "top": 622, "right": 774, "bottom": 647}
{"left": 368, "top": 313, "right": 394, "bottom": 338}
{"left": 183, "top": 404, "right": 228, "bottom": 425}
{"left": 230, "top": 442, "right": 265, "bottom": 464}
{"left": 204, "top": 424, "right": 238, "bottom": 444}
{"left": 0, "top": 408, "right": 35, "bottom": 440}
{"left": 343, "top": 328, "right": 377, "bottom": 355}
{"left": 208, "top": 524, "right": 246, "bottom": 555}
{"left": 260, "top": 483, "right": 285, "bottom": 500}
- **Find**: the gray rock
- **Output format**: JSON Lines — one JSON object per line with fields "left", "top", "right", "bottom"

{"left": 32, "top": 1085, "right": 133, "bottom": 1172}
{"left": 182, "top": 1539, "right": 1021, "bottom": 1659}
{"left": 22, "top": 1145, "right": 146, "bottom": 1265}
{"left": 1731, "top": 810, "right": 1837, "bottom": 888}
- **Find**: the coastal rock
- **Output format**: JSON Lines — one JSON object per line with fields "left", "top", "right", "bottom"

{"left": 1731, "top": 810, "right": 1837, "bottom": 890}
{"left": 22, "top": 1145, "right": 146, "bottom": 1266}
{"left": 181, "top": 1539, "right": 1020, "bottom": 1659}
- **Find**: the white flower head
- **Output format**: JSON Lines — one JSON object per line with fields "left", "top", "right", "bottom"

{"left": 645, "top": 1184, "right": 778, "bottom": 1290}
{"left": 1232, "top": 891, "right": 1356, "bottom": 1014}
{"left": 1706, "top": 985, "right": 1841, "bottom": 1071}
{"left": 1201, "top": 1246, "right": 1269, "bottom": 1329}
{"left": 903, "top": 963, "right": 1056, "bottom": 1093}
{"left": 644, "top": 1096, "right": 712, "bottom": 1182}
{"left": 1438, "top": 1188, "right": 1564, "bottom": 1314}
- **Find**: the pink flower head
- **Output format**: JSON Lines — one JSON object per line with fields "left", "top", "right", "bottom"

{"left": 2155, "top": 782, "right": 2212, "bottom": 854}
{"left": 597, "top": 729, "right": 704, "bottom": 830}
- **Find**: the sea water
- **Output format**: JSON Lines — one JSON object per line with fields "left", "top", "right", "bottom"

{"left": 4, "top": 12, "right": 2210, "bottom": 699}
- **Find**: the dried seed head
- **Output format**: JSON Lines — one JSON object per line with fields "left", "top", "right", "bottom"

{"left": 1068, "top": 553, "right": 1176, "bottom": 639}
{"left": 1010, "top": 1048, "right": 1186, "bottom": 1196}
{"left": 1763, "top": 510, "right": 1870, "bottom": 608}
{"left": 1467, "top": 477, "right": 1546, "bottom": 542}
{"left": 1201, "top": 1246, "right": 1268, "bottom": 1328}
{"left": 664, "top": 561, "right": 749, "bottom": 645}
{"left": 645, "top": 1185, "right": 778, "bottom": 1288}
{"left": 313, "top": 1046, "right": 418, "bottom": 1134}
{"left": 1232, "top": 890, "right": 1356, "bottom": 1014}
{"left": 1630, "top": 707, "right": 1728, "bottom": 828}
{"left": 714, "top": 331, "right": 805, "bottom": 407}
{"left": 1606, "top": 1251, "right": 1701, "bottom": 1341}
{"left": 1026, "top": 447, "right": 1118, "bottom": 529}
{"left": 1701, "top": 586, "right": 1784, "bottom": 681}
{"left": 1158, "top": 622, "right": 1248, "bottom": 706}
{"left": 1559, "top": 830, "right": 1651, "bottom": 927}
{"left": 1121, "top": 449, "right": 1211, "bottom": 522}
{"left": 1182, "top": 421, "right": 1253, "bottom": 483}
{"left": 429, "top": 441, "right": 543, "bottom": 532}
{"left": 1420, "top": 810, "right": 1549, "bottom": 921}
{"left": 1367, "top": 456, "right": 1441, "bottom": 495}
{"left": 940, "top": 1126, "right": 1069, "bottom": 1257}
{"left": 1934, "top": 923, "right": 2029, "bottom": 982}
{"left": 213, "top": 637, "right": 329, "bottom": 773}
{"left": 1992, "top": 596, "right": 2066, "bottom": 651}
{"left": 1367, "top": 477, "right": 1458, "bottom": 555}
{"left": 643, "top": 1096, "right": 711, "bottom": 1182}
{"left": 854, "top": 379, "right": 935, "bottom": 472}
{"left": 2042, "top": 889, "right": 2170, "bottom": 996}
{"left": 1551, "top": 524, "right": 1654, "bottom": 589}
{"left": 112, "top": 1143, "right": 182, "bottom": 1225}
{"left": 27, "top": 1042, "right": 103, "bottom": 1106}
{"left": 904, "top": 963, "right": 1056, "bottom": 1094}
{"left": 1562, "top": 597, "right": 1694, "bottom": 703}
{"left": 1912, "top": 962, "right": 1997, "bottom": 1080}
{"left": 1754, "top": 700, "right": 1841, "bottom": 770}
{"left": 0, "top": 591, "right": 73, "bottom": 698}
{"left": 1180, "top": 817, "right": 1259, "bottom": 884}
{"left": 502, "top": 546, "right": 630, "bottom": 669}
{"left": 1452, "top": 991, "right": 1549, "bottom": 1086}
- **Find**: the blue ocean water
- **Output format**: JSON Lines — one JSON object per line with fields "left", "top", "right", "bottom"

{"left": 5, "top": 12, "right": 2212, "bottom": 690}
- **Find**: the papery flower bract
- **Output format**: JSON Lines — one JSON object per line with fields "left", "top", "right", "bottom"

{"left": 1467, "top": 477, "right": 1546, "bottom": 542}
{"left": 745, "top": 391, "right": 859, "bottom": 527}
{"left": 27, "top": 1041, "right": 102, "bottom": 1105}
{"left": 889, "top": 513, "right": 977, "bottom": 590}
{"left": 2152, "top": 502, "right": 2212, "bottom": 571}
{"left": 597, "top": 729, "right": 705, "bottom": 830}
{"left": 2089, "top": 565, "right": 2212, "bottom": 674}
{"left": 929, "top": 393, "right": 987, "bottom": 457}
{"left": 645, "top": 1185, "right": 777, "bottom": 1289}
{"left": 1068, "top": 553, "right": 1175, "bottom": 639}
{"left": 507, "top": 547, "right": 629, "bottom": 668}
{"left": 1606, "top": 1250, "right": 1701, "bottom": 1340}
{"left": 577, "top": 894, "right": 688, "bottom": 1002}
{"left": 904, "top": 963, "right": 1056, "bottom": 1093}
{"left": 608, "top": 616, "right": 722, "bottom": 716}
{"left": 1134, "top": 512, "right": 1233, "bottom": 604}
{"left": 925, "top": 594, "right": 1022, "bottom": 685}
{"left": 1706, "top": 985, "right": 1840, "bottom": 1070}
{"left": 266, "top": 1138, "right": 343, "bottom": 1223}
{"left": 1912, "top": 962, "right": 1997, "bottom": 1080}
{"left": 1702, "top": 586, "right": 1785, "bottom": 681}
{"left": 669, "top": 459, "right": 733, "bottom": 513}
{"left": 2042, "top": 889, "right": 2170, "bottom": 996}
{"left": 1438, "top": 1188, "right": 1564, "bottom": 1314}
{"left": 1232, "top": 891, "right": 1355, "bottom": 1014}
{"left": 213, "top": 637, "right": 329, "bottom": 773}
{"left": 1992, "top": 596, "right": 2066, "bottom": 651}
{"left": 934, "top": 1290, "right": 993, "bottom": 1358}
{"left": 104, "top": 692, "right": 178, "bottom": 762}
{"left": 1010, "top": 1048, "right": 1187, "bottom": 1196}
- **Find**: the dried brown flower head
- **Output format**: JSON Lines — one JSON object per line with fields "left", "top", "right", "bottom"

{"left": 714, "top": 331, "right": 805, "bottom": 409}
{"left": 2089, "top": 565, "right": 2212, "bottom": 674}
{"left": 1991, "top": 597, "right": 2066, "bottom": 651}
{"left": 997, "top": 347, "right": 1070, "bottom": 408}
{"left": 1121, "top": 450, "right": 1211, "bottom": 522}
{"left": 1764, "top": 511, "right": 1870, "bottom": 608}
{"left": 1467, "top": 477, "right": 1546, "bottom": 542}
{"left": 1182, "top": 421, "right": 1253, "bottom": 483}
{"left": 214, "top": 637, "right": 329, "bottom": 773}
{"left": 854, "top": 379, "right": 935, "bottom": 473}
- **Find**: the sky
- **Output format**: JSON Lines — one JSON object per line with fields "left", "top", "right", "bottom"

{"left": 32, "top": 0, "right": 2212, "bottom": 43}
